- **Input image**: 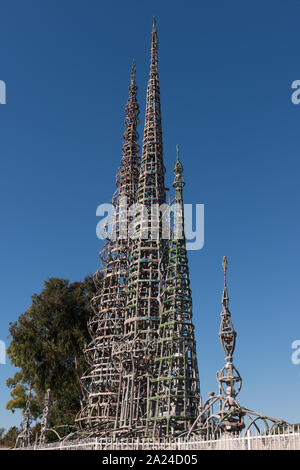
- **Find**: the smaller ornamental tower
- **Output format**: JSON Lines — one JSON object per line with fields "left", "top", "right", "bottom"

{"left": 189, "top": 257, "right": 286, "bottom": 438}
{"left": 216, "top": 256, "right": 244, "bottom": 432}
{"left": 39, "top": 389, "right": 51, "bottom": 445}
{"left": 15, "top": 386, "right": 33, "bottom": 448}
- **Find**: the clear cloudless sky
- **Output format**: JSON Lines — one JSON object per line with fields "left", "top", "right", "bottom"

{"left": 0, "top": 0, "right": 299, "bottom": 430}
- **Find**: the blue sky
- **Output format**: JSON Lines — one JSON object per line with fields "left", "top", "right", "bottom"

{"left": 0, "top": 0, "right": 300, "bottom": 429}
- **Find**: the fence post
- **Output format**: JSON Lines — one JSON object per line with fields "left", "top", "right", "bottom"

{"left": 247, "top": 431, "right": 251, "bottom": 450}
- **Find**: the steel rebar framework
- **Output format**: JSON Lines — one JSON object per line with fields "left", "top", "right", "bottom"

{"left": 115, "top": 18, "right": 167, "bottom": 434}
{"left": 39, "top": 389, "right": 51, "bottom": 445}
{"left": 147, "top": 146, "right": 200, "bottom": 437}
{"left": 189, "top": 257, "right": 286, "bottom": 438}
{"left": 15, "top": 387, "right": 33, "bottom": 448}
{"left": 12, "top": 20, "right": 290, "bottom": 449}
{"left": 75, "top": 61, "right": 140, "bottom": 434}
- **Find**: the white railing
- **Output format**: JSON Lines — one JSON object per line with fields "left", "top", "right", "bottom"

{"left": 25, "top": 427, "right": 300, "bottom": 450}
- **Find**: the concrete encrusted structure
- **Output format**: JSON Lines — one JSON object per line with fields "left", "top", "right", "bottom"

{"left": 147, "top": 146, "right": 200, "bottom": 436}
{"left": 74, "top": 19, "right": 285, "bottom": 440}
{"left": 75, "top": 61, "right": 140, "bottom": 434}
{"left": 188, "top": 257, "right": 286, "bottom": 438}
{"left": 15, "top": 387, "right": 33, "bottom": 448}
{"left": 16, "top": 19, "right": 287, "bottom": 447}
{"left": 76, "top": 19, "right": 200, "bottom": 437}
{"left": 39, "top": 389, "right": 51, "bottom": 445}
{"left": 114, "top": 18, "right": 168, "bottom": 435}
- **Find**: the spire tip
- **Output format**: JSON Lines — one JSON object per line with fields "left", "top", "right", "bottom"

{"left": 173, "top": 145, "right": 185, "bottom": 191}
{"left": 152, "top": 16, "right": 158, "bottom": 43}
{"left": 222, "top": 256, "right": 228, "bottom": 277}
{"left": 131, "top": 59, "right": 136, "bottom": 77}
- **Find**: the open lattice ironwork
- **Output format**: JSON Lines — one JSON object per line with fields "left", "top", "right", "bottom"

{"left": 15, "top": 20, "right": 288, "bottom": 447}
{"left": 75, "top": 61, "right": 140, "bottom": 434}
{"left": 147, "top": 146, "right": 200, "bottom": 437}
{"left": 113, "top": 19, "right": 168, "bottom": 435}
{"left": 15, "top": 386, "right": 33, "bottom": 448}
{"left": 188, "top": 257, "right": 286, "bottom": 439}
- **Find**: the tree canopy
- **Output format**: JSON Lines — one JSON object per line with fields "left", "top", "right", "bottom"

{"left": 0, "top": 426, "right": 20, "bottom": 448}
{"left": 6, "top": 276, "right": 96, "bottom": 431}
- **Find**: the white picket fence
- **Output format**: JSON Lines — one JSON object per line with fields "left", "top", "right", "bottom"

{"left": 26, "top": 427, "right": 300, "bottom": 450}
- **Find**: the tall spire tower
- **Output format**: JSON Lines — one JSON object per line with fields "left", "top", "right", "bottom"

{"left": 147, "top": 146, "right": 200, "bottom": 436}
{"left": 118, "top": 18, "right": 167, "bottom": 433}
{"left": 138, "top": 17, "right": 165, "bottom": 205}
{"left": 76, "top": 63, "right": 140, "bottom": 434}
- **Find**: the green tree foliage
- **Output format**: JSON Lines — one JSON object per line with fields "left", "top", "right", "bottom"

{"left": 0, "top": 426, "right": 20, "bottom": 448}
{"left": 6, "top": 276, "right": 96, "bottom": 430}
